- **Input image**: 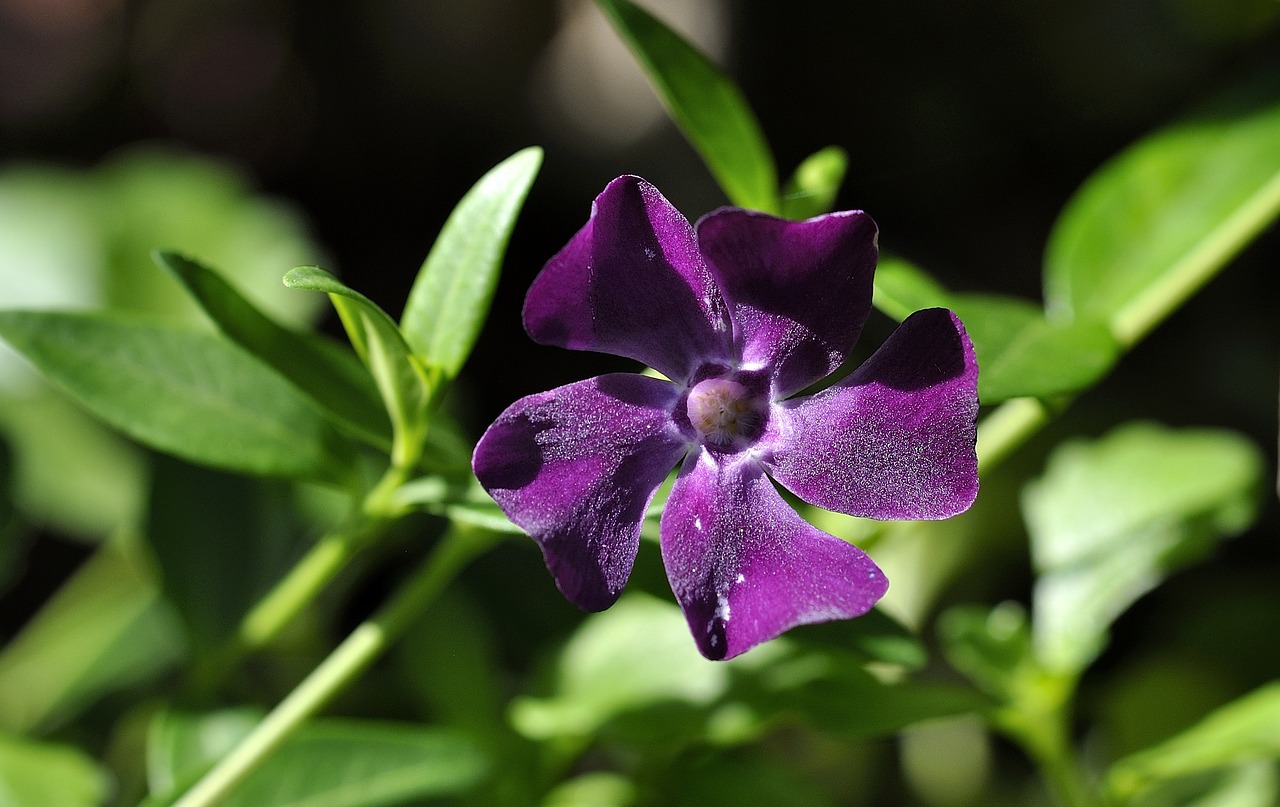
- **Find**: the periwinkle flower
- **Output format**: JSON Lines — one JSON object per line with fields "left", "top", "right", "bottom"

{"left": 474, "top": 176, "right": 978, "bottom": 660}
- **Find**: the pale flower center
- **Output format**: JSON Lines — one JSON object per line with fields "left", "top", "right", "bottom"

{"left": 686, "top": 378, "right": 765, "bottom": 448}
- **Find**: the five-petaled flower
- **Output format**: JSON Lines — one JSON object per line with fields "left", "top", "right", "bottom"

{"left": 473, "top": 176, "right": 979, "bottom": 660}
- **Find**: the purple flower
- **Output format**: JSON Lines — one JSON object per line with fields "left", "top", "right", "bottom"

{"left": 473, "top": 176, "right": 978, "bottom": 660}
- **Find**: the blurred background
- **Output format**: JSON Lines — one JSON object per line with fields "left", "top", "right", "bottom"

{"left": 0, "top": 1, "right": 1278, "bottom": 803}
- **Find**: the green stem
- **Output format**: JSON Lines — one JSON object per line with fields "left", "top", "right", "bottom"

{"left": 171, "top": 526, "right": 495, "bottom": 807}
{"left": 975, "top": 397, "right": 1052, "bottom": 474}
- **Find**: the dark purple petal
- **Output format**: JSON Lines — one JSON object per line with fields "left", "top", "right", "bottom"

{"left": 523, "top": 176, "right": 732, "bottom": 383}
{"left": 660, "top": 452, "right": 888, "bottom": 660}
{"left": 763, "top": 308, "right": 979, "bottom": 520}
{"left": 473, "top": 373, "right": 689, "bottom": 611}
{"left": 696, "top": 208, "right": 878, "bottom": 398}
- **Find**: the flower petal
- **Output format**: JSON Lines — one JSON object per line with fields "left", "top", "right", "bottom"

{"left": 660, "top": 452, "right": 888, "bottom": 660}
{"left": 764, "top": 308, "right": 979, "bottom": 520}
{"left": 523, "top": 176, "right": 732, "bottom": 383}
{"left": 473, "top": 373, "right": 689, "bottom": 611}
{"left": 696, "top": 208, "right": 878, "bottom": 397}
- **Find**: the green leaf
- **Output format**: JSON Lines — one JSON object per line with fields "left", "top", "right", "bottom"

{"left": 146, "top": 457, "right": 305, "bottom": 656}
{"left": 785, "top": 606, "right": 927, "bottom": 670}
{"left": 780, "top": 146, "right": 848, "bottom": 220}
{"left": 594, "top": 0, "right": 779, "bottom": 213}
{"left": 145, "top": 714, "right": 488, "bottom": 807}
{"left": 0, "top": 542, "right": 183, "bottom": 733}
{"left": 1109, "top": 683, "right": 1280, "bottom": 802}
{"left": 1023, "top": 422, "right": 1264, "bottom": 674}
{"left": 0, "top": 733, "right": 110, "bottom": 807}
{"left": 1125, "top": 762, "right": 1278, "bottom": 807}
{"left": 509, "top": 592, "right": 731, "bottom": 740}
{"left": 401, "top": 148, "right": 542, "bottom": 380}
{"left": 542, "top": 773, "right": 636, "bottom": 807}
{"left": 0, "top": 311, "right": 359, "bottom": 485}
{"left": 872, "top": 258, "right": 1120, "bottom": 402}
{"left": 155, "top": 251, "right": 390, "bottom": 450}
{"left": 284, "top": 267, "right": 430, "bottom": 467}
{"left": 937, "top": 602, "right": 1035, "bottom": 704}
{"left": 1044, "top": 78, "right": 1280, "bottom": 343}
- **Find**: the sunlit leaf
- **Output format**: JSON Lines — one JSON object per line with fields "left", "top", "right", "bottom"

{"left": 780, "top": 146, "right": 848, "bottom": 220}
{"left": 157, "top": 252, "right": 390, "bottom": 450}
{"left": 285, "top": 266, "right": 430, "bottom": 467}
{"left": 595, "top": 0, "right": 779, "bottom": 213}
{"left": 401, "top": 148, "right": 542, "bottom": 380}
{"left": 0, "top": 542, "right": 183, "bottom": 733}
{"left": 873, "top": 258, "right": 1120, "bottom": 402}
{"left": 1044, "top": 78, "right": 1280, "bottom": 343}
{"left": 1109, "top": 683, "right": 1280, "bottom": 802}
{"left": 0, "top": 311, "right": 358, "bottom": 485}
{"left": 0, "top": 733, "right": 110, "bottom": 807}
{"left": 1023, "top": 422, "right": 1264, "bottom": 673}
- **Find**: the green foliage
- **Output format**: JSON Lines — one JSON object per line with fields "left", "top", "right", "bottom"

{"left": 0, "top": 311, "right": 359, "bottom": 486}
{"left": 156, "top": 251, "right": 390, "bottom": 450}
{"left": 780, "top": 147, "right": 849, "bottom": 220}
{"left": 0, "top": 542, "right": 183, "bottom": 734}
{"left": 1109, "top": 682, "right": 1280, "bottom": 803}
{"left": 143, "top": 711, "right": 488, "bottom": 807}
{"left": 401, "top": 147, "right": 543, "bottom": 381}
{"left": 1044, "top": 80, "right": 1280, "bottom": 343}
{"left": 284, "top": 266, "right": 431, "bottom": 469}
{"left": 594, "top": 0, "right": 779, "bottom": 213}
{"left": 0, "top": 733, "right": 110, "bottom": 807}
{"left": 873, "top": 258, "right": 1119, "bottom": 402}
{"left": 1023, "top": 422, "right": 1264, "bottom": 674}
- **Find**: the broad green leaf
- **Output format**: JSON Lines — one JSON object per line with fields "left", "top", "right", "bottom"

{"left": 786, "top": 606, "right": 927, "bottom": 670}
{"left": 1125, "top": 762, "right": 1278, "bottom": 807}
{"left": 0, "top": 733, "right": 110, "bottom": 807}
{"left": 780, "top": 146, "right": 848, "bottom": 220}
{"left": 285, "top": 267, "right": 430, "bottom": 467}
{"left": 144, "top": 713, "right": 488, "bottom": 807}
{"left": 937, "top": 603, "right": 1035, "bottom": 703}
{"left": 509, "top": 593, "right": 731, "bottom": 740}
{"left": 221, "top": 720, "right": 487, "bottom": 807}
{"left": 595, "top": 0, "right": 779, "bottom": 213}
{"left": 872, "top": 258, "right": 1120, "bottom": 402}
{"left": 0, "top": 542, "right": 183, "bottom": 733}
{"left": 401, "top": 148, "right": 542, "bottom": 379}
{"left": 1109, "top": 683, "right": 1280, "bottom": 802}
{"left": 156, "top": 252, "right": 390, "bottom": 449}
{"left": 1044, "top": 79, "right": 1280, "bottom": 343}
{"left": 146, "top": 708, "right": 260, "bottom": 798}
{"left": 1023, "top": 422, "right": 1264, "bottom": 673}
{"left": 0, "top": 311, "right": 358, "bottom": 485}
{"left": 147, "top": 457, "right": 304, "bottom": 656}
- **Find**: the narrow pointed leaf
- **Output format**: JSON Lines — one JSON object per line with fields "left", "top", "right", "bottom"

{"left": 401, "top": 148, "right": 542, "bottom": 379}
{"left": 0, "top": 310, "right": 359, "bottom": 484}
{"left": 595, "top": 0, "right": 779, "bottom": 213}
{"left": 1044, "top": 78, "right": 1280, "bottom": 343}
{"left": 781, "top": 146, "right": 848, "bottom": 220}
{"left": 156, "top": 251, "right": 391, "bottom": 449}
{"left": 284, "top": 266, "right": 430, "bottom": 466}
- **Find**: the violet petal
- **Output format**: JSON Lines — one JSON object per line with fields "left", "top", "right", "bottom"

{"left": 473, "top": 373, "right": 689, "bottom": 611}
{"left": 764, "top": 308, "right": 979, "bottom": 520}
{"left": 660, "top": 452, "right": 888, "bottom": 660}
{"left": 697, "top": 208, "right": 878, "bottom": 398}
{"left": 523, "top": 176, "right": 732, "bottom": 384}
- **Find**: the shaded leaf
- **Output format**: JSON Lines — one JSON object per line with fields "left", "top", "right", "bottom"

{"left": 595, "top": 0, "right": 779, "bottom": 213}
{"left": 0, "top": 542, "right": 184, "bottom": 733}
{"left": 1044, "top": 78, "right": 1280, "bottom": 343}
{"left": 780, "top": 146, "right": 848, "bottom": 220}
{"left": 786, "top": 606, "right": 927, "bottom": 670}
{"left": 0, "top": 311, "right": 358, "bottom": 485}
{"left": 156, "top": 252, "right": 389, "bottom": 449}
{"left": 0, "top": 733, "right": 110, "bottom": 807}
{"left": 937, "top": 602, "right": 1035, "bottom": 703}
{"left": 401, "top": 148, "right": 542, "bottom": 380}
{"left": 1109, "top": 683, "right": 1280, "bottom": 802}
{"left": 1023, "top": 422, "right": 1264, "bottom": 673}
{"left": 285, "top": 267, "right": 430, "bottom": 467}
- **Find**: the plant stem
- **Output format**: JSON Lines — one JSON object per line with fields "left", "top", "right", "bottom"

{"left": 172, "top": 526, "right": 495, "bottom": 807}
{"left": 975, "top": 397, "right": 1052, "bottom": 473}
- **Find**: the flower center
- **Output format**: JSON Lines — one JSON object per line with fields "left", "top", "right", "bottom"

{"left": 686, "top": 378, "right": 765, "bottom": 448}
